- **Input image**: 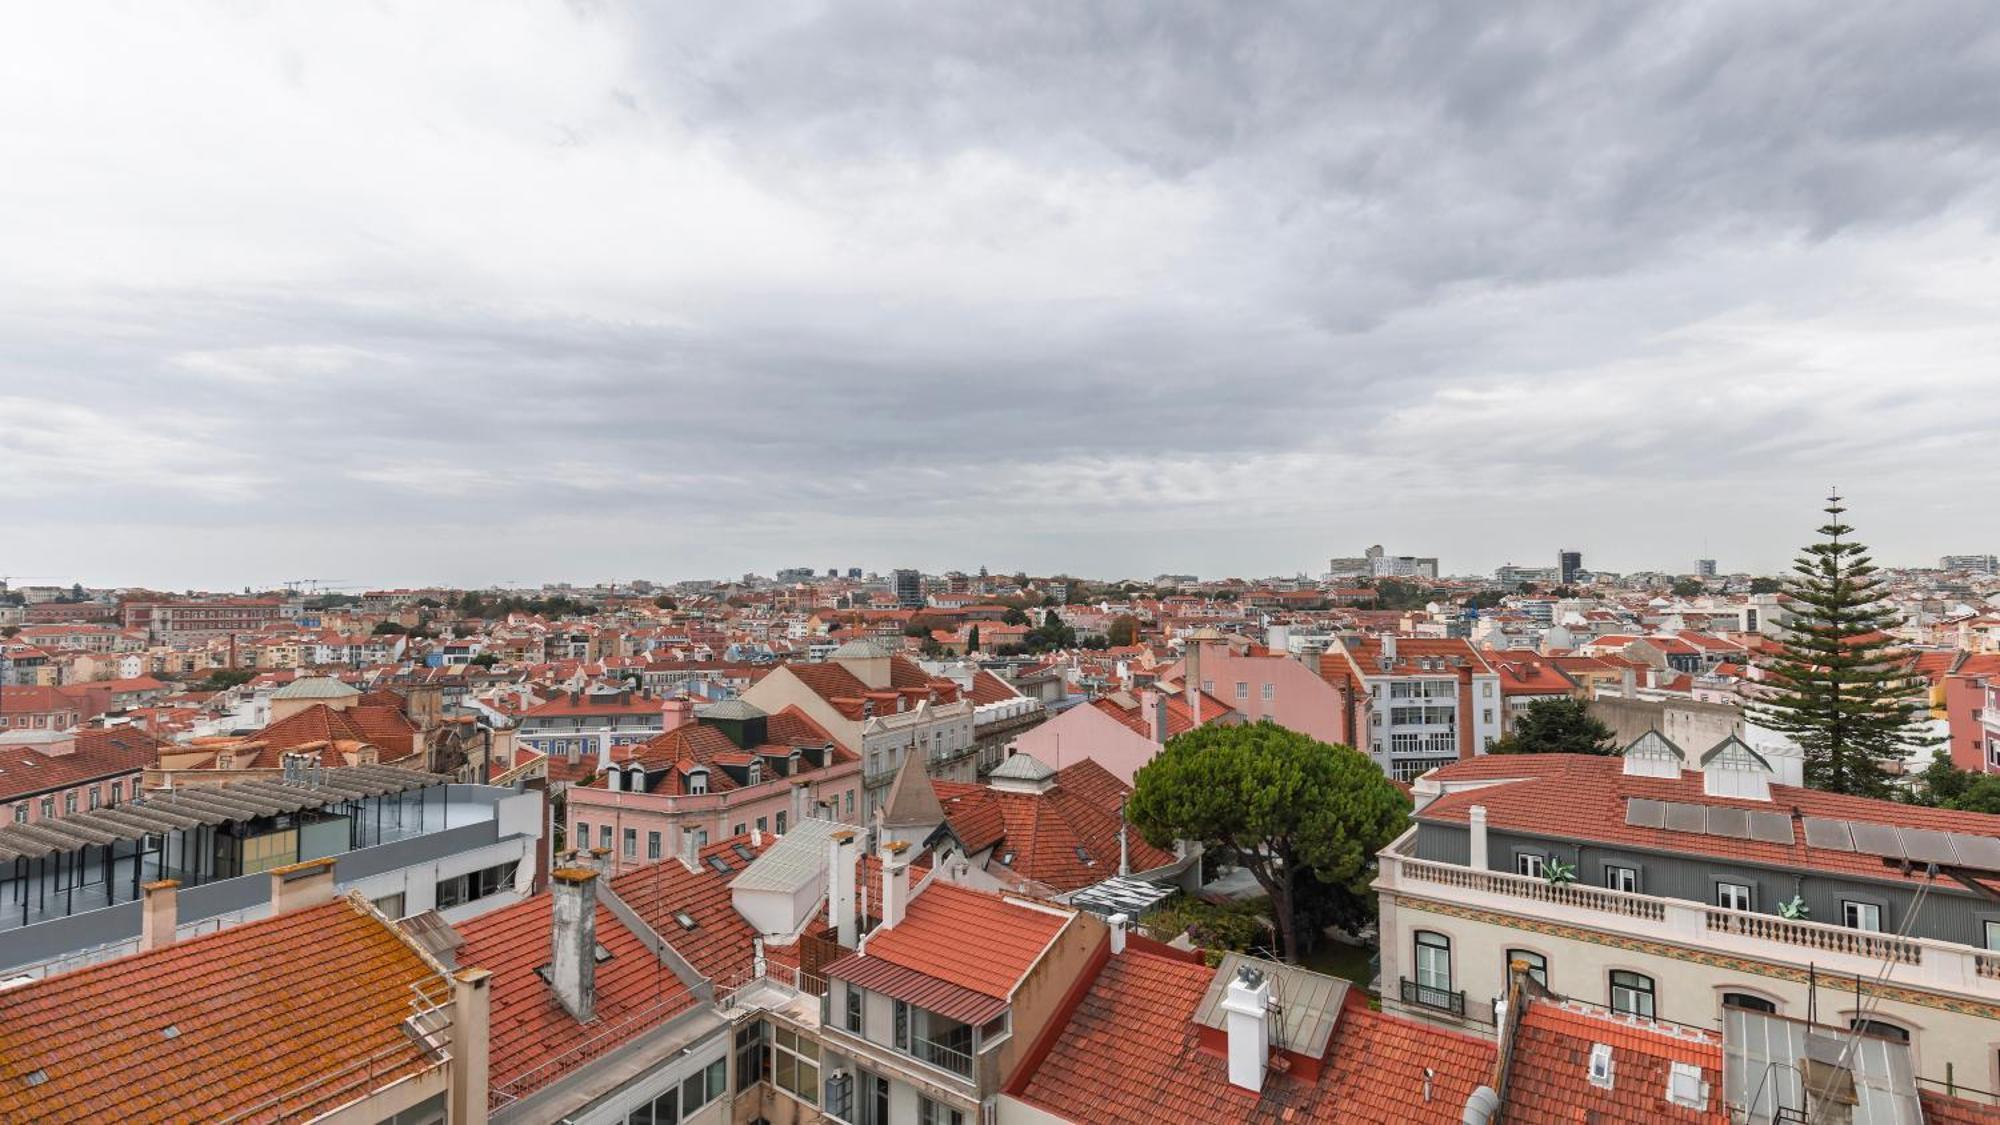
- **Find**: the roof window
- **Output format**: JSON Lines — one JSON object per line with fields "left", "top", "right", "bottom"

{"left": 1587, "top": 1043, "right": 1614, "bottom": 1089}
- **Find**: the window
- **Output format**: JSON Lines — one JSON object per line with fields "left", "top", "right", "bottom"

{"left": 88, "top": 787, "right": 100, "bottom": 810}
{"left": 1605, "top": 865, "right": 1639, "bottom": 894}
{"left": 11, "top": 803, "right": 24, "bottom": 824}
{"left": 756, "top": 816, "right": 768, "bottom": 834}
{"left": 845, "top": 986, "right": 864, "bottom": 1033}
{"left": 679, "top": 1058, "right": 727, "bottom": 1114}
{"left": 844, "top": 790, "right": 855, "bottom": 815}
{"left": 773, "top": 1024, "right": 821, "bottom": 1105}
{"left": 1843, "top": 901, "right": 1883, "bottom": 932}
{"left": 1850, "top": 1018, "right": 1910, "bottom": 1044}
{"left": 1722, "top": 992, "right": 1776, "bottom": 1013}
{"left": 623, "top": 828, "right": 637, "bottom": 858}
{"left": 1235, "top": 681, "right": 1249, "bottom": 700}
{"left": 775, "top": 811, "right": 787, "bottom": 834}
{"left": 894, "top": 999, "right": 910, "bottom": 1050}
{"left": 1506, "top": 949, "right": 1548, "bottom": 987}
{"left": 436, "top": 861, "right": 520, "bottom": 910}
{"left": 1984, "top": 920, "right": 2000, "bottom": 952}
{"left": 39, "top": 797, "right": 53, "bottom": 819}
{"left": 374, "top": 893, "right": 407, "bottom": 919}
{"left": 689, "top": 769, "right": 709, "bottom": 795}
{"left": 647, "top": 831, "right": 662, "bottom": 861}
{"left": 1415, "top": 931, "right": 1452, "bottom": 992}
{"left": 1261, "top": 682, "right": 1275, "bottom": 701}
{"left": 1609, "top": 970, "right": 1655, "bottom": 1018}
{"left": 1516, "top": 854, "right": 1545, "bottom": 878}
{"left": 919, "top": 1097, "right": 965, "bottom": 1125}
{"left": 599, "top": 824, "right": 612, "bottom": 851}
{"left": 1483, "top": 709, "right": 1494, "bottom": 724}
{"left": 63, "top": 791, "right": 77, "bottom": 815}
{"left": 109, "top": 781, "right": 122, "bottom": 806}
{"left": 576, "top": 821, "right": 590, "bottom": 849}
{"left": 1716, "top": 883, "right": 1753, "bottom": 912}
{"left": 732, "top": 823, "right": 747, "bottom": 837}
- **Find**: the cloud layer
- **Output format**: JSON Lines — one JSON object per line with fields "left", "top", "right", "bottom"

{"left": 3, "top": 2, "right": 1997, "bottom": 587}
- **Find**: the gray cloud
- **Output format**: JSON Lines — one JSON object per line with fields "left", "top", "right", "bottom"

{"left": 1, "top": 2, "right": 1997, "bottom": 588}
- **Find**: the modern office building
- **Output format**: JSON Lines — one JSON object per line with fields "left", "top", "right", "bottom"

{"left": 1557, "top": 550, "right": 1583, "bottom": 586}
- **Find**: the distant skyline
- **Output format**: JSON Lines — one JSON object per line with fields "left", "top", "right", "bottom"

{"left": 5, "top": 4, "right": 1998, "bottom": 590}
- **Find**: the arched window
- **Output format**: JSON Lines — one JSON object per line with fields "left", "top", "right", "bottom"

{"left": 1850, "top": 1018, "right": 1910, "bottom": 1044}
{"left": 1610, "top": 970, "right": 1656, "bottom": 1018}
{"left": 1415, "top": 931, "right": 1452, "bottom": 992}
{"left": 1722, "top": 992, "right": 1776, "bottom": 1013}
{"left": 1506, "top": 949, "right": 1548, "bottom": 988}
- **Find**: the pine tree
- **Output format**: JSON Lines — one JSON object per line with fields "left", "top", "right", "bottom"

{"left": 1750, "top": 492, "right": 1932, "bottom": 798}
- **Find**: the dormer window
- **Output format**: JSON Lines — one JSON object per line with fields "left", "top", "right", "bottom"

{"left": 747, "top": 762, "right": 761, "bottom": 785}
{"left": 688, "top": 768, "right": 709, "bottom": 795}
{"left": 789, "top": 750, "right": 803, "bottom": 775}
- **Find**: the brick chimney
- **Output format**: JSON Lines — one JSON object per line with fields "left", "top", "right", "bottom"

{"left": 662, "top": 697, "right": 695, "bottom": 731}
{"left": 269, "top": 857, "right": 337, "bottom": 915}
{"left": 549, "top": 866, "right": 598, "bottom": 1022}
{"left": 880, "top": 839, "right": 911, "bottom": 930}
{"left": 140, "top": 879, "right": 179, "bottom": 952}
{"left": 1219, "top": 963, "right": 1272, "bottom": 1092}
{"left": 1140, "top": 687, "right": 1167, "bottom": 743}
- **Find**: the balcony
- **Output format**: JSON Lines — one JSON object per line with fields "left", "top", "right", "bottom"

{"left": 1377, "top": 847, "right": 2000, "bottom": 1001}
{"left": 1398, "top": 977, "right": 1467, "bottom": 1018}
{"left": 910, "top": 1035, "right": 974, "bottom": 1079}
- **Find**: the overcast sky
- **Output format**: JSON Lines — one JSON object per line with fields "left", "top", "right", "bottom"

{"left": 3, "top": 3, "right": 1997, "bottom": 590}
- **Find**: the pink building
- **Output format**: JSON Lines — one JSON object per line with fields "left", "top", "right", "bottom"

{"left": 565, "top": 700, "right": 863, "bottom": 874}
{"left": 1945, "top": 673, "right": 2000, "bottom": 773}
{"left": 1158, "top": 638, "right": 1352, "bottom": 747}
{"left": 2, "top": 727, "right": 163, "bottom": 825}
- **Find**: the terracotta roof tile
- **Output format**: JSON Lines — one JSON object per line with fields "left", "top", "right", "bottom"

{"left": 846, "top": 882, "right": 1069, "bottom": 998}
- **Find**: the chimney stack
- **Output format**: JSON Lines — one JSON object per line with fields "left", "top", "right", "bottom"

{"left": 680, "top": 827, "right": 701, "bottom": 873}
{"left": 1620, "top": 667, "right": 1636, "bottom": 697}
{"left": 1220, "top": 963, "right": 1272, "bottom": 1092}
{"left": 1469, "top": 805, "right": 1489, "bottom": 871}
{"left": 549, "top": 866, "right": 599, "bottom": 1022}
{"left": 1185, "top": 639, "right": 1203, "bottom": 717}
{"left": 830, "top": 829, "right": 859, "bottom": 947}
{"left": 269, "top": 857, "right": 337, "bottom": 915}
{"left": 140, "top": 879, "right": 179, "bottom": 952}
{"left": 449, "top": 968, "right": 492, "bottom": 1125}
{"left": 1108, "top": 912, "right": 1128, "bottom": 955}
{"left": 1382, "top": 634, "right": 1398, "bottom": 663}
{"left": 880, "top": 839, "right": 911, "bottom": 930}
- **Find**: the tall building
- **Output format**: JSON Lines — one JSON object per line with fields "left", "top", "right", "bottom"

{"left": 1940, "top": 554, "right": 1998, "bottom": 574}
{"left": 1557, "top": 549, "right": 1582, "bottom": 586}
{"left": 892, "top": 568, "right": 924, "bottom": 608}
{"left": 1697, "top": 558, "right": 1718, "bottom": 578}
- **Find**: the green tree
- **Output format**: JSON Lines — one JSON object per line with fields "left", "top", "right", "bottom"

{"left": 468, "top": 653, "right": 499, "bottom": 668}
{"left": 1671, "top": 577, "right": 1706, "bottom": 597}
{"left": 371, "top": 620, "right": 408, "bottom": 635}
{"left": 966, "top": 624, "right": 981, "bottom": 653}
{"left": 1905, "top": 749, "right": 1974, "bottom": 807}
{"left": 653, "top": 595, "right": 678, "bottom": 610}
{"left": 1750, "top": 493, "right": 1934, "bottom": 798}
{"left": 1002, "top": 606, "right": 1031, "bottom": 627}
{"left": 1127, "top": 721, "right": 1409, "bottom": 962}
{"left": 1106, "top": 614, "right": 1141, "bottom": 647}
{"left": 194, "top": 668, "right": 256, "bottom": 691}
{"left": 1749, "top": 576, "right": 1783, "bottom": 595}
{"left": 1950, "top": 776, "right": 2000, "bottom": 815}
{"left": 1489, "top": 697, "right": 1617, "bottom": 755}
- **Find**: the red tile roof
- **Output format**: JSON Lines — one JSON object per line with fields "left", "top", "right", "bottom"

{"left": 453, "top": 880, "right": 701, "bottom": 1105}
{"left": 0, "top": 726, "right": 162, "bottom": 801}
{"left": 1499, "top": 998, "right": 1725, "bottom": 1123}
{"left": 1420, "top": 754, "right": 2000, "bottom": 886}
{"left": 931, "top": 760, "right": 1176, "bottom": 893}
{"left": 846, "top": 881, "right": 1070, "bottom": 998}
{"left": 1012, "top": 947, "right": 1496, "bottom": 1124}
{"left": 251, "top": 704, "right": 420, "bottom": 765}
{"left": 0, "top": 896, "right": 447, "bottom": 1123}
{"left": 820, "top": 952, "right": 1009, "bottom": 1025}
{"left": 609, "top": 833, "right": 774, "bottom": 982}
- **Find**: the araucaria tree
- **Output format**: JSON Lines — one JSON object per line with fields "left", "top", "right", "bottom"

{"left": 1126, "top": 721, "right": 1409, "bottom": 962}
{"left": 1751, "top": 493, "right": 1933, "bottom": 798}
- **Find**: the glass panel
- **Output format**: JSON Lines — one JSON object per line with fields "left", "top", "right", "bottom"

{"left": 651, "top": 1089, "right": 678, "bottom": 1124}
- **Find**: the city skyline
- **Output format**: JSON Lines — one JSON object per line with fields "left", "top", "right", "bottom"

{"left": 5, "top": 5, "right": 1999, "bottom": 587}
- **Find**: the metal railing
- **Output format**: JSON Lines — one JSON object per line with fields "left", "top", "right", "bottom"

{"left": 1399, "top": 977, "right": 1467, "bottom": 1018}
{"left": 489, "top": 990, "right": 694, "bottom": 1107}
{"left": 911, "top": 1035, "right": 975, "bottom": 1078}
{"left": 1398, "top": 856, "right": 1667, "bottom": 921}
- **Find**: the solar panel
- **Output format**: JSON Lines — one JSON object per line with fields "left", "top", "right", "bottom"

{"left": 1705, "top": 807, "right": 1749, "bottom": 839}
{"left": 1949, "top": 834, "right": 2000, "bottom": 873}
{"left": 1626, "top": 799, "right": 1666, "bottom": 829}
{"left": 1746, "top": 811, "right": 1794, "bottom": 845}
{"left": 1801, "top": 817, "right": 1854, "bottom": 851}
{"left": 1847, "top": 820, "right": 1905, "bottom": 859}
{"left": 1899, "top": 828, "right": 1959, "bottom": 866}
{"left": 1664, "top": 802, "right": 1707, "bottom": 833}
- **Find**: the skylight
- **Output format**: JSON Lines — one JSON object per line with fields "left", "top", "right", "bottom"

{"left": 706, "top": 855, "right": 733, "bottom": 875}
{"left": 674, "top": 910, "right": 699, "bottom": 930}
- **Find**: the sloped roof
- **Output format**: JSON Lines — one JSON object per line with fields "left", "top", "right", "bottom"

{"left": 843, "top": 881, "right": 1069, "bottom": 999}
{"left": 881, "top": 745, "right": 946, "bottom": 829}
{"left": 1501, "top": 998, "right": 1725, "bottom": 1123}
{"left": 0, "top": 896, "right": 446, "bottom": 1122}
{"left": 609, "top": 833, "right": 775, "bottom": 981}
{"left": 270, "top": 677, "right": 362, "bottom": 701}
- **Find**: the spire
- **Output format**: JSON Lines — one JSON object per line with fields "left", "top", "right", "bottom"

{"left": 880, "top": 744, "right": 945, "bottom": 831}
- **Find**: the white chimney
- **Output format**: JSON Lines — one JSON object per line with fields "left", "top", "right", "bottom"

{"left": 880, "top": 840, "right": 911, "bottom": 929}
{"left": 1219, "top": 964, "right": 1272, "bottom": 1092}
{"left": 1469, "top": 805, "right": 1489, "bottom": 871}
{"left": 1382, "top": 634, "right": 1398, "bottom": 662}
{"left": 549, "top": 866, "right": 598, "bottom": 1022}
{"left": 679, "top": 827, "right": 700, "bottom": 873}
{"left": 1108, "top": 913, "right": 1129, "bottom": 955}
{"left": 830, "top": 829, "right": 858, "bottom": 947}
{"left": 140, "top": 879, "right": 179, "bottom": 952}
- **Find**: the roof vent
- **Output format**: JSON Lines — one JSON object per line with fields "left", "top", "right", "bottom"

{"left": 1587, "top": 1043, "right": 1615, "bottom": 1089}
{"left": 161, "top": 1025, "right": 180, "bottom": 1040}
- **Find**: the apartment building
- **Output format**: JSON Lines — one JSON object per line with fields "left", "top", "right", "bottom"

{"left": 0, "top": 684, "right": 80, "bottom": 732}
{"left": 741, "top": 640, "right": 976, "bottom": 819}
{"left": 1, "top": 726, "right": 161, "bottom": 829}
{"left": 1319, "top": 636, "right": 1503, "bottom": 781}
{"left": 1376, "top": 734, "right": 2000, "bottom": 1096}
{"left": 566, "top": 700, "right": 862, "bottom": 874}
{"left": 516, "top": 686, "right": 679, "bottom": 774}
{"left": 120, "top": 597, "right": 285, "bottom": 644}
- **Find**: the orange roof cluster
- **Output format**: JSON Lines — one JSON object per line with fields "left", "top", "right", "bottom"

{"left": 1500, "top": 999, "right": 1725, "bottom": 1123}
{"left": 609, "top": 833, "right": 775, "bottom": 981}
{"left": 932, "top": 760, "right": 1175, "bottom": 893}
{"left": 0, "top": 726, "right": 163, "bottom": 802}
{"left": 1013, "top": 947, "right": 1496, "bottom": 1123}
{"left": 0, "top": 896, "right": 447, "bottom": 1123}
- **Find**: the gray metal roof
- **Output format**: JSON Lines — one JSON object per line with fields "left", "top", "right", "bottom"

{"left": 0, "top": 766, "right": 449, "bottom": 863}
{"left": 270, "top": 677, "right": 362, "bottom": 701}
{"left": 695, "top": 699, "right": 767, "bottom": 721}
{"left": 1193, "top": 952, "right": 1349, "bottom": 1060}
{"left": 990, "top": 753, "right": 1055, "bottom": 782}
{"left": 729, "top": 818, "right": 842, "bottom": 894}
{"left": 1068, "top": 876, "right": 1176, "bottom": 917}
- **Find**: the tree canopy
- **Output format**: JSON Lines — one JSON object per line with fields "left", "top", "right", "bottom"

{"left": 1750, "top": 493, "right": 1933, "bottom": 798}
{"left": 1489, "top": 696, "right": 1617, "bottom": 755}
{"left": 1127, "top": 721, "right": 1409, "bottom": 962}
